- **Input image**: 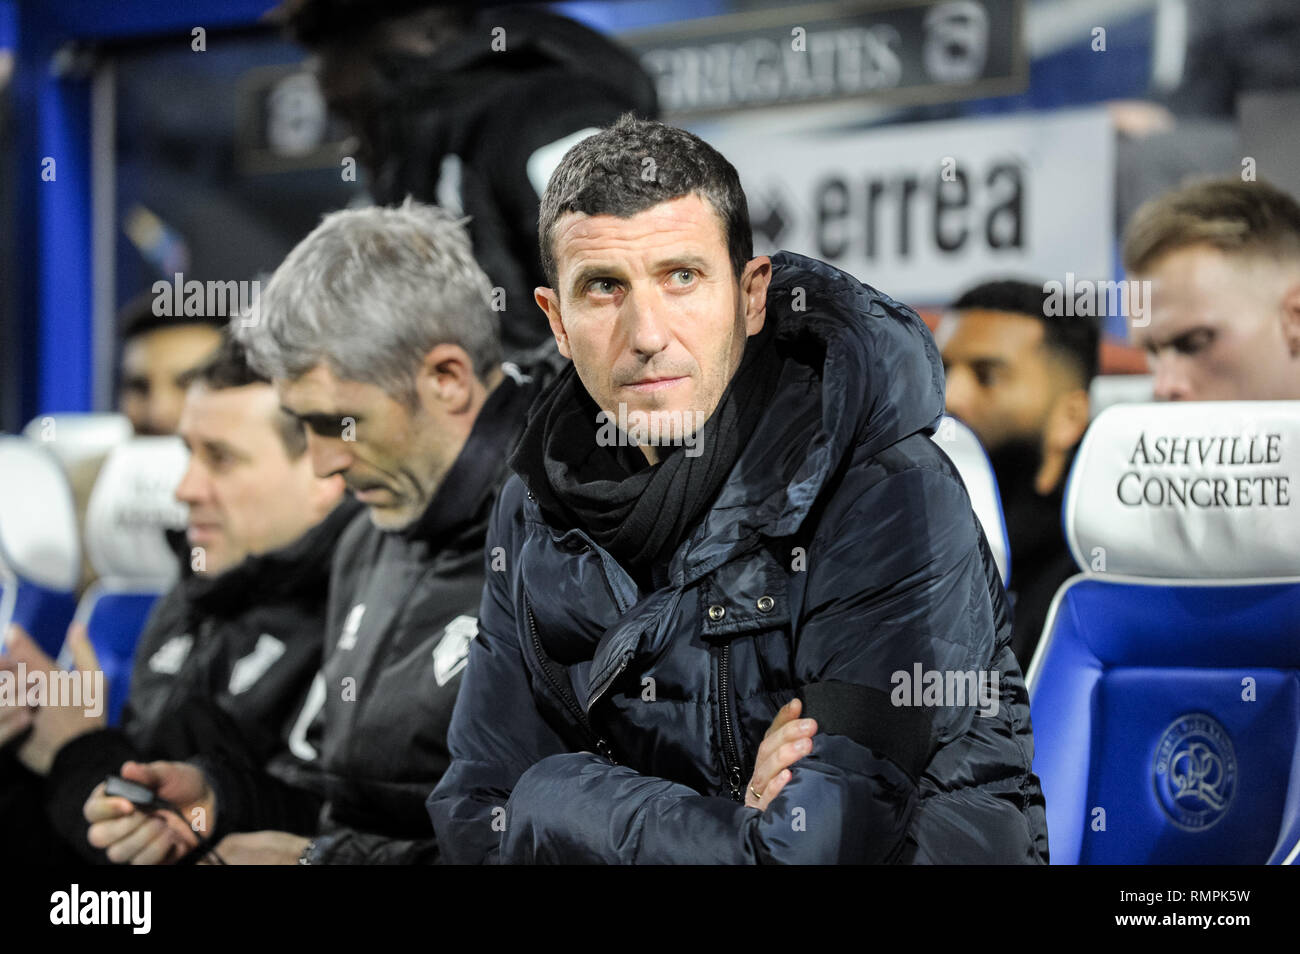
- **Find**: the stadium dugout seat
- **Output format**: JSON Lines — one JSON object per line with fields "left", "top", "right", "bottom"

{"left": 1090, "top": 374, "right": 1154, "bottom": 419}
{"left": 932, "top": 414, "right": 1011, "bottom": 587}
{"left": 1027, "top": 401, "right": 1300, "bottom": 864}
{"left": 0, "top": 437, "right": 81, "bottom": 657}
{"left": 21, "top": 412, "right": 133, "bottom": 469}
{"left": 23, "top": 411, "right": 136, "bottom": 596}
{"left": 73, "top": 437, "right": 189, "bottom": 725}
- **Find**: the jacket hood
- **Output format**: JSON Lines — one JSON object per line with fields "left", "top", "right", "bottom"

{"left": 688, "top": 251, "right": 944, "bottom": 566}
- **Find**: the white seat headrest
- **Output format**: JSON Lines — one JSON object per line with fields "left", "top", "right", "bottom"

{"left": 1066, "top": 401, "right": 1300, "bottom": 579}
{"left": 84, "top": 437, "right": 189, "bottom": 584}
{"left": 0, "top": 437, "right": 80, "bottom": 590}
{"left": 932, "top": 415, "right": 1011, "bottom": 585}
{"left": 22, "top": 413, "right": 134, "bottom": 470}
{"left": 1089, "top": 375, "right": 1154, "bottom": 419}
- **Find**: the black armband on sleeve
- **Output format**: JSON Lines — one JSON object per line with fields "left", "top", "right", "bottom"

{"left": 799, "top": 679, "right": 934, "bottom": 782}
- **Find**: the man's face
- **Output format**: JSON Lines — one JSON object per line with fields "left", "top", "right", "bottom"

{"left": 278, "top": 364, "right": 459, "bottom": 531}
{"left": 119, "top": 324, "right": 222, "bottom": 436}
{"left": 1130, "top": 244, "right": 1300, "bottom": 400}
{"left": 174, "top": 382, "right": 334, "bottom": 577}
{"left": 315, "top": 16, "right": 456, "bottom": 177}
{"left": 941, "top": 310, "right": 1058, "bottom": 452}
{"left": 536, "top": 194, "right": 769, "bottom": 463}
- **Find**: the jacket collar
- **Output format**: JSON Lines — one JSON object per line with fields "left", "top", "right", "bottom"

{"left": 521, "top": 252, "right": 946, "bottom": 586}
{"left": 522, "top": 253, "right": 947, "bottom": 703}
{"left": 677, "top": 251, "right": 945, "bottom": 579}
{"left": 185, "top": 495, "right": 362, "bottom": 613}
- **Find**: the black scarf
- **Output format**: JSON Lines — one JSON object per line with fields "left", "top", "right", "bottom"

{"left": 510, "top": 322, "right": 783, "bottom": 575}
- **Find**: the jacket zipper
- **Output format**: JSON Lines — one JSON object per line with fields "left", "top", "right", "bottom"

{"left": 718, "top": 643, "right": 744, "bottom": 801}
{"left": 526, "top": 601, "right": 616, "bottom": 763}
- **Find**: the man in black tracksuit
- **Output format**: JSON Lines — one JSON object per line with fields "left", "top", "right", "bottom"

{"left": 85, "top": 202, "right": 553, "bottom": 864}
{"left": 176, "top": 359, "right": 551, "bottom": 863}
{"left": 1, "top": 333, "right": 350, "bottom": 863}
{"left": 37, "top": 496, "right": 358, "bottom": 862}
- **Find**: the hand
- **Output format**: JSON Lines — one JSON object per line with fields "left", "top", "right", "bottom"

{"left": 0, "top": 690, "right": 34, "bottom": 748}
{"left": 1107, "top": 99, "right": 1175, "bottom": 138}
{"left": 204, "top": 831, "right": 310, "bottom": 865}
{"left": 84, "top": 760, "right": 215, "bottom": 864}
{"left": 16, "top": 624, "right": 106, "bottom": 775}
{"left": 745, "top": 697, "right": 817, "bottom": 811}
{"left": 0, "top": 628, "right": 35, "bottom": 747}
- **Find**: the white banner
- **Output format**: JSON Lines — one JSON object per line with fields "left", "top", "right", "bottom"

{"left": 705, "top": 107, "right": 1114, "bottom": 304}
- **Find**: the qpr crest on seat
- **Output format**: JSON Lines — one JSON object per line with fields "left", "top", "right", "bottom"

{"left": 1153, "top": 713, "right": 1238, "bottom": 832}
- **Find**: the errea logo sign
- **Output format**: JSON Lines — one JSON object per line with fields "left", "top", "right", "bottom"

{"left": 50, "top": 884, "right": 151, "bottom": 934}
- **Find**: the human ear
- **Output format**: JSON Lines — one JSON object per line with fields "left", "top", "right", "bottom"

{"left": 739, "top": 256, "right": 772, "bottom": 336}
{"left": 1280, "top": 280, "right": 1300, "bottom": 358}
{"left": 535, "top": 287, "right": 571, "bottom": 359}
{"left": 415, "top": 342, "right": 475, "bottom": 415}
{"left": 1046, "top": 388, "right": 1090, "bottom": 453}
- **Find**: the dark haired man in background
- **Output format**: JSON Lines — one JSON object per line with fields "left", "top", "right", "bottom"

{"left": 116, "top": 293, "right": 224, "bottom": 437}
{"left": 940, "top": 280, "right": 1098, "bottom": 667}
{"left": 273, "top": 0, "right": 658, "bottom": 357}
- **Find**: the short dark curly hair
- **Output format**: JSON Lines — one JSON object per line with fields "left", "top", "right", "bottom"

{"left": 952, "top": 279, "right": 1099, "bottom": 386}
{"left": 179, "top": 330, "right": 308, "bottom": 459}
{"left": 537, "top": 113, "right": 752, "bottom": 289}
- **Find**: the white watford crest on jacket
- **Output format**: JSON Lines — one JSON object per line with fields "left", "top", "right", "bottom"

{"left": 338, "top": 604, "right": 365, "bottom": 651}
{"left": 147, "top": 635, "right": 193, "bottom": 674}
{"left": 228, "top": 634, "right": 286, "bottom": 695}
{"left": 433, "top": 616, "right": 478, "bottom": 686}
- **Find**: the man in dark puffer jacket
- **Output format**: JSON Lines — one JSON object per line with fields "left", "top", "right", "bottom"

{"left": 428, "top": 115, "right": 1049, "bottom": 864}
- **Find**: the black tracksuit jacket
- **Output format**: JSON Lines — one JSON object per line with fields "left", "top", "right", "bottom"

{"left": 1, "top": 496, "right": 359, "bottom": 863}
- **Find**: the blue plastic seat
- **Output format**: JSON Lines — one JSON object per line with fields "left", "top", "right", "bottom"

{"left": 931, "top": 414, "right": 1011, "bottom": 587}
{"left": 1027, "top": 400, "right": 1300, "bottom": 864}
{"left": 75, "top": 588, "right": 171, "bottom": 726}
{"left": 0, "top": 437, "right": 82, "bottom": 657}
{"left": 73, "top": 437, "right": 189, "bottom": 725}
